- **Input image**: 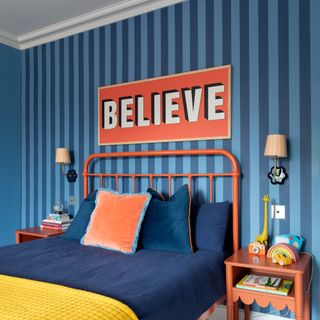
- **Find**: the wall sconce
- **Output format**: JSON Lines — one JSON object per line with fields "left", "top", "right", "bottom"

{"left": 55, "top": 148, "right": 78, "bottom": 183}
{"left": 264, "top": 134, "right": 288, "bottom": 184}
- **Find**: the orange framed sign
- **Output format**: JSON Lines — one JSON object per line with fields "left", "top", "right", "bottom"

{"left": 98, "top": 65, "right": 231, "bottom": 145}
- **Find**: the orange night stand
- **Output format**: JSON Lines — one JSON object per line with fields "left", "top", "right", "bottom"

{"left": 16, "top": 227, "right": 64, "bottom": 244}
{"left": 225, "top": 247, "right": 311, "bottom": 320}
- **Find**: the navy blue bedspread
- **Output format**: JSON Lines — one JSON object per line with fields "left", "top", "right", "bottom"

{"left": 0, "top": 237, "right": 225, "bottom": 320}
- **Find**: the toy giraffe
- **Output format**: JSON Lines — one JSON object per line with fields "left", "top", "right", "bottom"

{"left": 256, "top": 195, "right": 270, "bottom": 245}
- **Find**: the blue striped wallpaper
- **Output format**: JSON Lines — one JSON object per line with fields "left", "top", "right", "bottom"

{"left": 0, "top": 44, "right": 21, "bottom": 246}
{"left": 21, "top": 0, "right": 320, "bottom": 318}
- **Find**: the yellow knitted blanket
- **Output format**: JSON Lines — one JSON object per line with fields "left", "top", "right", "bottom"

{"left": 0, "top": 274, "right": 138, "bottom": 320}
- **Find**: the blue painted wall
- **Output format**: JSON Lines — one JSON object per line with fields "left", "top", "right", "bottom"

{"left": 17, "top": 0, "right": 320, "bottom": 318}
{"left": 0, "top": 43, "right": 21, "bottom": 245}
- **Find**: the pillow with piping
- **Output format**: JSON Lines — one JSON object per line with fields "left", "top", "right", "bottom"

{"left": 81, "top": 189, "right": 151, "bottom": 254}
{"left": 141, "top": 184, "right": 193, "bottom": 254}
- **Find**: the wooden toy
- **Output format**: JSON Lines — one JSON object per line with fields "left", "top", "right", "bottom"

{"left": 248, "top": 241, "right": 267, "bottom": 255}
{"left": 267, "top": 243, "right": 300, "bottom": 266}
{"left": 255, "top": 195, "right": 270, "bottom": 245}
{"left": 272, "top": 253, "right": 292, "bottom": 266}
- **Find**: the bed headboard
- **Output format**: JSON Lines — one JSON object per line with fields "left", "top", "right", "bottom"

{"left": 83, "top": 149, "right": 240, "bottom": 252}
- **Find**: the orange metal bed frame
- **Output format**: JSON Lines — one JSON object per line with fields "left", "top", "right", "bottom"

{"left": 83, "top": 148, "right": 240, "bottom": 319}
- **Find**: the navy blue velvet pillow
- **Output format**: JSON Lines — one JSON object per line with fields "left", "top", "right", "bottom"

{"left": 194, "top": 201, "right": 231, "bottom": 253}
{"left": 141, "top": 184, "right": 193, "bottom": 253}
{"left": 62, "top": 190, "right": 97, "bottom": 241}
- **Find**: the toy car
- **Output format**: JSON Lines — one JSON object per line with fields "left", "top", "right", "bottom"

{"left": 272, "top": 253, "right": 292, "bottom": 266}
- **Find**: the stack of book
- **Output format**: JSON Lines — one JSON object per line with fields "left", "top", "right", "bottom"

{"left": 41, "top": 213, "right": 73, "bottom": 231}
{"left": 236, "top": 274, "right": 293, "bottom": 296}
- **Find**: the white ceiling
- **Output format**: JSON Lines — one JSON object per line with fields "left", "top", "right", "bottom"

{"left": 0, "top": 0, "right": 184, "bottom": 50}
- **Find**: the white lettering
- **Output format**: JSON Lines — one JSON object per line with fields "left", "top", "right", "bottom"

{"left": 102, "top": 82, "right": 227, "bottom": 132}
{"left": 164, "top": 91, "right": 180, "bottom": 125}
{"left": 120, "top": 98, "right": 134, "bottom": 128}
{"left": 152, "top": 93, "right": 161, "bottom": 125}
{"left": 136, "top": 96, "right": 150, "bottom": 127}
{"left": 206, "top": 84, "right": 225, "bottom": 120}
{"left": 182, "top": 87, "right": 202, "bottom": 122}
{"left": 103, "top": 100, "right": 117, "bottom": 129}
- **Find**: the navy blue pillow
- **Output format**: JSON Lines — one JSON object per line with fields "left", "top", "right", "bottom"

{"left": 194, "top": 201, "right": 231, "bottom": 253}
{"left": 62, "top": 190, "right": 97, "bottom": 241}
{"left": 141, "top": 184, "right": 193, "bottom": 253}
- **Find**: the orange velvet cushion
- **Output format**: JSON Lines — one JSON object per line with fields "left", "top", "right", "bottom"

{"left": 81, "top": 189, "right": 151, "bottom": 254}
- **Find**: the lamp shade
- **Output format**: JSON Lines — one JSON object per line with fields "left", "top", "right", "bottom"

{"left": 55, "top": 148, "right": 71, "bottom": 164}
{"left": 264, "top": 134, "right": 287, "bottom": 158}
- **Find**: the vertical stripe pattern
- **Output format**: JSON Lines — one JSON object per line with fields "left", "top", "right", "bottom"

{"left": 20, "top": 0, "right": 320, "bottom": 318}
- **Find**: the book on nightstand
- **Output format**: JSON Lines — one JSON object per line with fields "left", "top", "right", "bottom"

{"left": 41, "top": 213, "right": 73, "bottom": 231}
{"left": 236, "top": 274, "right": 293, "bottom": 296}
{"left": 242, "top": 274, "right": 281, "bottom": 290}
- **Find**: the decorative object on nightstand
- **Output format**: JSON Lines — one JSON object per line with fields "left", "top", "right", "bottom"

{"left": 264, "top": 134, "right": 288, "bottom": 184}
{"left": 248, "top": 241, "right": 266, "bottom": 255}
{"left": 267, "top": 243, "right": 300, "bottom": 266}
{"left": 55, "top": 147, "right": 78, "bottom": 183}
{"left": 274, "top": 234, "right": 305, "bottom": 251}
{"left": 53, "top": 200, "right": 64, "bottom": 214}
{"left": 271, "top": 253, "right": 293, "bottom": 266}
{"left": 255, "top": 194, "right": 269, "bottom": 245}
{"left": 248, "top": 195, "right": 269, "bottom": 255}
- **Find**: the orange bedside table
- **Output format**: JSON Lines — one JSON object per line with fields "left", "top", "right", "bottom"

{"left": 16, "top": 227, "right": 64, "bottom": 244}
{"left": 225, "top": 247, "right": 311, "bottom": 320}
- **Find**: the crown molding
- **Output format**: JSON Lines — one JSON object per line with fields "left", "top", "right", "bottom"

{"left": 0, "top": 30, "right": 20, "bottom": 49}
{"left": 0, "top": 0, "right": 185, "bottom": 50}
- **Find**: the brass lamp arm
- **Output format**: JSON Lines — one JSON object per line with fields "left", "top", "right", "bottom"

{"left": 61, "top": 163, "right": 66, "bottom": 176}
